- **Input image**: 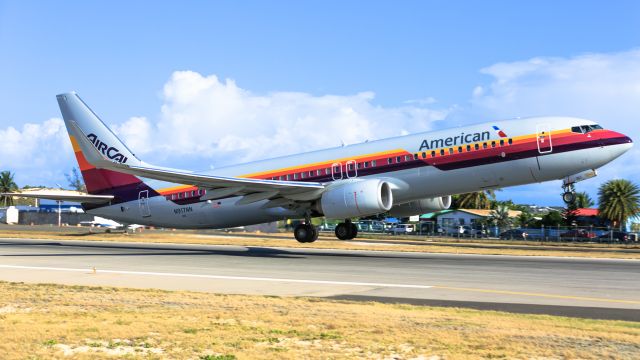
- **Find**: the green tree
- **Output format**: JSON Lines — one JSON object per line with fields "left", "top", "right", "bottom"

{"left": 598, "top": 179, "right": 640, "bottom": 230}
{"left": 65, "top": 167, "right": 86, "bottom": 192}
{"left": 489, "top": 205, "right": 511, "bottom": 229}
{"left": 0, "top": 171, "right": 18, "bottom": 206}
{"left": 574, "top": 191, "right": 595, "bottom": 208}
{"left": 541, "top": 211, "right": 563, "bottom": 226}
{"left": 455, "top": 190, "right": 496, "bottom": 209}
{"left": 516, "top": 211, "right": 534, "bottom": 228}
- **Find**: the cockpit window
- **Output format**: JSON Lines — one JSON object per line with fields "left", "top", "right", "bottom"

{"left": 572, "top": 124, "right": 603, "bottom": 134}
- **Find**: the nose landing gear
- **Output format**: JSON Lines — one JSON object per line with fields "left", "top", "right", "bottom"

{"left": 562, "top": 183, "right": 576, "bottom": 205}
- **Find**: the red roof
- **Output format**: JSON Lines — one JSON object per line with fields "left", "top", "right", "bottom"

{"left": 575, "top": 208, "right": 598, "bottom": 216}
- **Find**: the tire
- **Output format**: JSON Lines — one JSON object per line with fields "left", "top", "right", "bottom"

{"left": 294, "top": 224, "right": 315, "bottom": 243}
{"left": 348, "top": 223, "right": 358, "bottom": 240}
{"left": 335, "top": 223, "right": 350, "bottom": 240}
{"left": 562, "top": 191, "right": 576, "bottom": 204}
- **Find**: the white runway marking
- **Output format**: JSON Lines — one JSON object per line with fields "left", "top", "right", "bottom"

{"left": 0, "top": 264, "right": 433, "bottom": 289}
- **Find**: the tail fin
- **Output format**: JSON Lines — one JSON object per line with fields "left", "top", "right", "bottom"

{"left": 56, "top": 92, "right": 152, "bottom": 197}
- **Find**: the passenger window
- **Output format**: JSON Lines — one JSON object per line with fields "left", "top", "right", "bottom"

{"left": 387, "top": 158, "right": 393, "bottom": 164}
{"left": 431, "top": 151, "right": 436, "bottom": 157}
{"left": 482, "top": 143, "right": 488, "bottom": 149}
{"left": 457, "top": 146, "right": 462, "bottom": 153}
{"left": 300, "top": 172, "right": 306, "bottom": 178}
{"left": 357, "top": 163, "right": 362, "bottom": 169}
{"left": 396, "top": 156, "right": 402, "bottom": 163}
{"left": 440, "top": 149, "right": 445, "bottom": 156}
{"left": 508, "top": 138, "right": 513, "bottom": 145}
{"left": 191, "top": 191, "right": 195, "bottom": 197}
{"left": 500, "top": 139, "right": 504, "bottom": 146}
{"left": 413, "top": 153, "right": 418, "bottom": 160}
{"left": 349, "top": 163, "right": 354, "bottom": 170}
{"left": 364, "top": 161, "right": 369, "bottom": 168}
{"left": 371, "top": 160, "right": 377, "bottom": 166}
{"left": 309, "top": 171, "right": 314, "bottom": 177}
{"left": 325, "top": 168, "right": 330, "bottom": 175}
{"left": 287, "top": 174, "right": 292, "bottom": 180}
{"left": 317, "top": 169, "right": 322, "bottom": 176}
{"left": 405, "top": 155, "right": 411, "bottom": 161}
{"left": 421, "top": 152, "right": 426, "bottom": 159}
{"left": 448, "top": 148, "right": 454, "bottom": 155}
{"left": 474, "top": 144, "right": 479, "bottom": 150}
{"left": 491, "top": 141, "right": 496, "bottom": 148}
{"left": 294, "top": 173, "right": 299, "bottom": 180}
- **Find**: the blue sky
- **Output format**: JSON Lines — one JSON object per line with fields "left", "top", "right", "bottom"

{"left": 1, "top": 1, "right": 639, "bottom": 206}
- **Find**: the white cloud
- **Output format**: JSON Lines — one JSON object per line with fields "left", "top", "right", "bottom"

{"left": 126, "top": 71, "right": 449, "bottom": 165}
{"left": 0, "top": 118, "right": 74, "bottom": 186}
{"left": 471, "top": 49, "right": 640, "bottom": 204}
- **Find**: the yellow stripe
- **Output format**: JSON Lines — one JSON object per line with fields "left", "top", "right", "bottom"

{"left": 240, "top": 148, "right": 409, "bottom": 178}
{"left": 69, "top": 135, "right": 81, "bottom": 152}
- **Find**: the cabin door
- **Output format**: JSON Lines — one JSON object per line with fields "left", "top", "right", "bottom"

{"left": 138, "top": 190, "right": 151, "bottom": 218}
{"left": 536, "top": 124, "right": 553, "bottom": 154}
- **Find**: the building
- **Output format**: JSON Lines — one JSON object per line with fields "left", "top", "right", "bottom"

{"left": 430, "top": 208, "right": 522, "bottom": 233}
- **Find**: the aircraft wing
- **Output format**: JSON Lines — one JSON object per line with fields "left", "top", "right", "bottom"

{"left": 69, "top": 120, "right": 326, "bottom": 202}
{"left": 1, "top": 192, "right": 114, "bottom": 204}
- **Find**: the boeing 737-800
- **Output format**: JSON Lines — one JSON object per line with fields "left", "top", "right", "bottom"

{"left": 8, "top": 93, "right": 633, "bottom": 243}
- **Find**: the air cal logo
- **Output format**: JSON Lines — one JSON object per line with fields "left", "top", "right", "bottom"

{"left": 86, "top": 133, "right": 128, "bottom": 164}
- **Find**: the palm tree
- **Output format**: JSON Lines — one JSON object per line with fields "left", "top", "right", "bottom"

{"left": 0, "top": 171, "right": 18, "bottom": 206}
{"left": 489, "top": 205, "right": 511, "bottom": 230}
{"left": 456, "top": 190, "right": 496, "bottom": 209}
{"left": 598, "top": 179, "right": 640, "bottom": 230}
{"left": 574, "top": 191, "right": 595, "bottom": 208}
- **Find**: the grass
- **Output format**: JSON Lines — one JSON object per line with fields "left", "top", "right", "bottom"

{"left": 1, "top": 225, "right": 639, "bottom": 259}
{"left": 0, "top": 281, "right": 638, "bottom": 359}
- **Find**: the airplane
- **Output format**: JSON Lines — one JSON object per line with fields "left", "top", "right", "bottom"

{"left": 6, "top": 92, "right": 633, "bottom": 243}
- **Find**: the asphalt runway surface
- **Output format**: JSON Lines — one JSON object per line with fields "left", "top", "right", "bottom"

{"left": 0, "top": 238, "right": 639, "bottom": 321}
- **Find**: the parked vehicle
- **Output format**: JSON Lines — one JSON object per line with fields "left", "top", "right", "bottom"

{"left": 391, "top": 224, "right": 415, "bottom": 235}
{"left": 499, "top": 228, "right": 529, "bottom": 240}
{"left": 356, "top": 220, "right": 385, "bottom": 232}
{"left": 598, "top": 231, "right": 631, "bottom": 242}
{"left": 318, "top": 223, "right": 337, "bottom": 231}
{"left": 560, "top": 229, "right": 597, "bottom": 240}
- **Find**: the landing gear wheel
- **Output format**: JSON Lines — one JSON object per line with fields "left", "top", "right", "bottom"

{"left": 335, "top": 223, "right": 351, "bottom": 240}
{"left": 562, "top": 191, "right": 576, "bottom": 204}
{"left": 335, "top": 221, "right": 358, "bottom": 240}
{"left": 349, "top": 222, "right": 358, "bottom": 239}
{"left": 294, "top": 224, "right": 317, "bottom": 243}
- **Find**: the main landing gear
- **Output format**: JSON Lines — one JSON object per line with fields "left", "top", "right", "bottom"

{"left": 335, "top": 219, "right": 358, "bottom": 240}
{"left": 294, "top": 212, "right": 319, "bottom": 243}
{"left": 562, "top": 183, "right": 576, "bottom": 205}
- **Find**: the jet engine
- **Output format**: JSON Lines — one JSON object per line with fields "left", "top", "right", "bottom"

{"left": 318, "top": 179, "right": 393, "bottom": 219}
{"left": 387, "top": 196, "right": 452, "bottom": 217}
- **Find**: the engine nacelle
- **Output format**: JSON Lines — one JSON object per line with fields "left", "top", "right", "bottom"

{"left": 387, "top": 196, "right": 452, "bottom": 217}
{"left": 319, "top": 179, "right": 393, "bottom": 219}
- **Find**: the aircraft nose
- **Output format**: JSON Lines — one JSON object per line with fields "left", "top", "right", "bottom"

{"left": 607, "top": 131, "right": 633, "bottom": 159}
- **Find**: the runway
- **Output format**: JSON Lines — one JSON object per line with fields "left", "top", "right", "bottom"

{"left": 1, "top": 238, "right": 639, "bottom": 321}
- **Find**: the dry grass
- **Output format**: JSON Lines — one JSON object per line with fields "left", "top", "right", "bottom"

{"left": 1, "top": 226, "right": 639, "bottom": 259}
{"left": 0, "top": 281, "right": 638, "bottom": 359}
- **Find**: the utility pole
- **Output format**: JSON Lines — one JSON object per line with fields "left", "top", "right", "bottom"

{"left": 57, "top": 200, "right": 62, "bottom": 227}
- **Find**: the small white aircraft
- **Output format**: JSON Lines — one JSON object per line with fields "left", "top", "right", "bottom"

{"left": 7, "top": 92, "right": 633, "bottom": 243}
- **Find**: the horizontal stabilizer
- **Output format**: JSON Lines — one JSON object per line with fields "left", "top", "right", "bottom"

{"left": 1, "top": 192, "right": 114, "bottom": 204}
